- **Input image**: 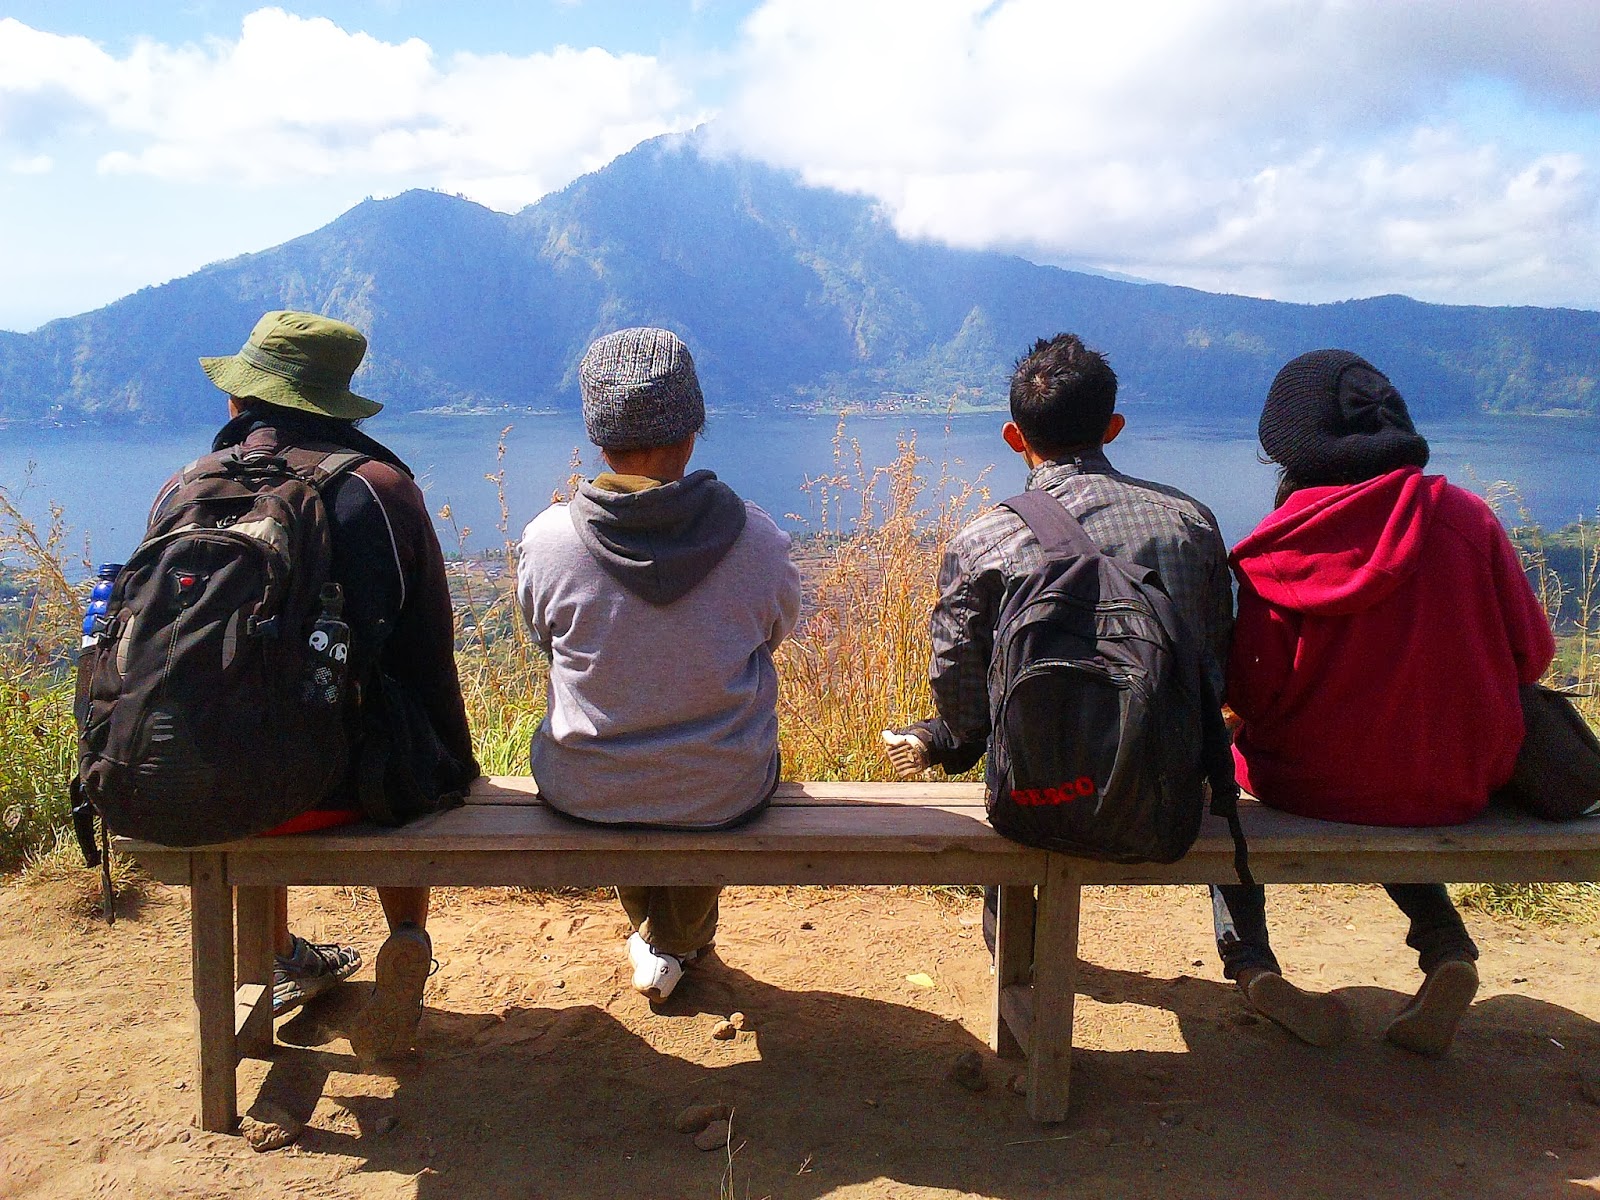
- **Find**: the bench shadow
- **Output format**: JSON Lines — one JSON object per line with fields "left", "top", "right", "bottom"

{"left": 1070, "top": 960, "right": 1600, "bottom": 1195}
{"left": 247, "top": 957, "right": 1600, "bottom": 1200}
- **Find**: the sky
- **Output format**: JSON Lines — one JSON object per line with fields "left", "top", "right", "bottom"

{"left": 2, "top": 0, "right": 1599, "bottom": 332}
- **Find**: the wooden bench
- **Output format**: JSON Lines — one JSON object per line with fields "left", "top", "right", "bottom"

{"left": 122, "top": 778, "right": 1600, "bottom": 1134}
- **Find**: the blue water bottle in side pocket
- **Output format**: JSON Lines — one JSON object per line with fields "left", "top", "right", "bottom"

{"left": 81, "top": 562, "right": 123, "bottom": 650}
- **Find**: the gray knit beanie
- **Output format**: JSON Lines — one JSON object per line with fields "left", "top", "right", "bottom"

{"left": 1259, "top": 349, "right": 1430, "bottom": 486}
{"left": 579, "top": 328, "right": 706, "bottom": 450}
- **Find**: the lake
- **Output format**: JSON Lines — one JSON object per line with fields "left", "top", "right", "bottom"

{"left": 3, "top": 407, "right": 1599, "bottom": 564}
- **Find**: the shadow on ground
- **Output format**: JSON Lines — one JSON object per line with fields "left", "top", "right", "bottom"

{"left": 249, "top": 956, "right": 1600, "bottom": 1200}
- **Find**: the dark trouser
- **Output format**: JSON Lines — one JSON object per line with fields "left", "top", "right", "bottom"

{"left": 617, "top": 886, "right": 721, "bottom": 959}
{"left": 1211, "top": 883, "right": 1479, "bottom": 981}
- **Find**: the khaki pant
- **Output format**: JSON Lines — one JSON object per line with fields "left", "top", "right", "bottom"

{"left": 616, "top": 886, "right": 721, "bottom": 958}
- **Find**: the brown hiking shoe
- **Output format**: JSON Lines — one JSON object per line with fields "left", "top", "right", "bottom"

{"left": 1384, "top": 958, "right": 1479, "bottom": 1057}
{"left": 349, "top": 924, "right": 432, "bottom": 1062}
{"left": 1239, "top": 968, "right": 1351, "bottom": 1047}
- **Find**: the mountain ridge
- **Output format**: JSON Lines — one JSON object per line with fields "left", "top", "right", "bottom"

{"left": 3, "top": 132, "right": 1598, "bottom": 426}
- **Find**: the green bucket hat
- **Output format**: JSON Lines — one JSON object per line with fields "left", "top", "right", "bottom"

{"left": 200, "top": 310, "right": 381, "bottom": 419}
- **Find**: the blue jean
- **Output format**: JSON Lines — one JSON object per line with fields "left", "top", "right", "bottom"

{"left": 1211, "top": 883, "right": 1478, "bottom": 980}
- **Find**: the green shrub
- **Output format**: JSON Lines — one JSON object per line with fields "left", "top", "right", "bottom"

{"left": 0, "top": 482, "right": 85, "bottom": 871}
{"left": 0, "top": 675, "right": 76, "bottom": 867}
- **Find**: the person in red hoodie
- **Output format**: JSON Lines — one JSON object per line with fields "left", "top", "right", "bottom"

{"left": 1214, "top": 348, "right": 1555, "bottom": 1056}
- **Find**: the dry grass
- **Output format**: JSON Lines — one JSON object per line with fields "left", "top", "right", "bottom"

{"left": 1492, "top": 482, "right": 1600, "bottom": 722}
{"left": 1480, "top": 484, "right": 1600, "bottom": 922}
{"left": 775, "top": 423, "right": 988, "bottom": 781}
{"left": 438, "top": 426, "right": 549, "bottom": 776}
{"left": 0, "top": 479, "right": 86, "bottom": 869}
{"left": 1452, "top": 882, "right": 1600, "bottom": 924}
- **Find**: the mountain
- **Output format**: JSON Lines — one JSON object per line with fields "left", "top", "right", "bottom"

{"left": 4, "top": 131, "right": 1599, "bottom": 425}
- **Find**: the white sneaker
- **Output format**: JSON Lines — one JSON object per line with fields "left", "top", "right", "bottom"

{"left": 628, "top": 932, "right": 686, "bottom": 1001}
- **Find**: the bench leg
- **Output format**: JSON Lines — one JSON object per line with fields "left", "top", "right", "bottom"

{"left": 991, "top": 884, "right": 1036, "bottom": 1059}
{"left": 235, "top": 886, "right": 276, "bottom": 1060}
{"left": 190, "top": 852, "right": 239, "bottom": 1133}
{"left": 1026, "top": 854, "right": 1082, "bottom": 1124}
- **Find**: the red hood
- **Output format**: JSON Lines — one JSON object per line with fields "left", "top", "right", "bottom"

{"left": 1230, "top": 467, "right": 1446, "bottom": 616}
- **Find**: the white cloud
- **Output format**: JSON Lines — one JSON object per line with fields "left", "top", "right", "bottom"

{"left": 8, "top": 154, "right": 52, "bottom": 175}
{"left": 0, "top": 9, "right": 700, "bottom": 207}
{"left": 716, "top": 0, "right": 1600, "bottom": 307}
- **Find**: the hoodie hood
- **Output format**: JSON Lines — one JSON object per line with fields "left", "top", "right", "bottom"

{"left": 569, "top": 468, "right": 747, "bottom": 606}
{"left": 1230, "top": 467, "right": 1446, "bottom": 616}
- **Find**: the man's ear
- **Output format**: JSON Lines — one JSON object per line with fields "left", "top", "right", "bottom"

{"left": 1101, "top": 413, "right": 1126, "bottom": 445}
{"left": 1002, "top": 422, "right": 1029, "bottom": 455}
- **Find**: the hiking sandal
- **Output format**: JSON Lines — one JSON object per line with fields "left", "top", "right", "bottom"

{"left": 272, "top": 937, "right": 362, "bottom": 1017}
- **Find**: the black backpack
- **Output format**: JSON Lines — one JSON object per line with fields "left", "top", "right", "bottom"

{"left": 985, "top": 491, "right": 1251, "bottom": 879}
{"left": 1493, "top": 684, "right": 1600, "bottom": 821}
{"left": 72, "top": 445, "right": 369, "bottom": 852}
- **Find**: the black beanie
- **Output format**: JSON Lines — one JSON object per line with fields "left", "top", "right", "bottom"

{"left": 1259, "top": 349, "right": 1430, "bottom": 485}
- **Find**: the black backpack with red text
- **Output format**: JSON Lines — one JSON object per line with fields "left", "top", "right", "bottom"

{"left": 985, "top": 490, "right": 1250, "bottom": 878}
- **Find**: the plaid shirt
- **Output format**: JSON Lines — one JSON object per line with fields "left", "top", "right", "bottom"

{"left": 927, "top": 448, "right": 1233, "bottom": 757}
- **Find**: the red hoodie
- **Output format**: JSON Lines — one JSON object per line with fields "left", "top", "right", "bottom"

{"left": 1228, "top": 468, "right": 1554, "bottom": 826}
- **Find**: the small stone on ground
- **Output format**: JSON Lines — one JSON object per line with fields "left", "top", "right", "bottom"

{"left": 674, "top": 1103, "right": 733, "bottom": 1134}
{"left": 948, "top": 1050, "right": 987, "bottom": 1092}
{"left": 239, "top": 1103, "right": 302, "bottom": 1153}
{"left": 695, "top": 1119, "right": 732, "bottom": 1151}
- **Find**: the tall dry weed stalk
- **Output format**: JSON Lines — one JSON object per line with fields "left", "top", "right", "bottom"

{"left": 0, "top": 477, "right": 86, "bottom": 868}
{"left": 443, "top": 426, "right": 548, "bottom": 775}
{"left": 775, "top": 424, "right": 989, "bottom": 781}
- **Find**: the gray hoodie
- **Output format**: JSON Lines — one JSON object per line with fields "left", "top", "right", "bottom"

{"left": 516, "top": 470, "right": 802, "bottom": 828}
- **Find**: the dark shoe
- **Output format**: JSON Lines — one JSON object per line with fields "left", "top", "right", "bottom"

{"left": 349, "top": 924, "right": 432, "bottom": 1061}
{"left": 1385, "top": 958, "right": 1478, "bottom": 1057}
{"left": 1239, "top": 968, "right": 1351, "bottom": 1047}
{"left": 272, "top": 937, "right": 361, "bottom": 1017}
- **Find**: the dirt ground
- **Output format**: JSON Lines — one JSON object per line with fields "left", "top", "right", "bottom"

{"left": 2, "top": 877, "right": 1600, "bottom": 1200}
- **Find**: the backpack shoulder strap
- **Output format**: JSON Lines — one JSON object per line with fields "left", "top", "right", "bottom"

{"left": 311, "top": 450, "right": 370, "bottom": 485}
{"left": 1000, "top": 489, "right": 1100, "bottom": 560}
{"left": 280, "top": 447, "right": 370, "bottom": 489}
{"left": 176, "top": 447, "right": 239, "bottom": 485}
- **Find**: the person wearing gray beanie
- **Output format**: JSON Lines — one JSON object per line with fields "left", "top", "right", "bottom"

{"left": 580, "top": 327, "right": 706, "bottom": 450}
{"left": 517, "top": 327, "right": 801, "bottom": 1004}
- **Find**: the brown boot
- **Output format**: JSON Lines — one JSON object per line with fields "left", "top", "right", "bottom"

{"left": 1239, "top": 968, "right": 1351, "bottom": 1047}
{"left": 349, "top": 923, "right": 432, "bottom": 1063}
{"left": 1384, "top": 958, "right": 1478, "bottom": 1057}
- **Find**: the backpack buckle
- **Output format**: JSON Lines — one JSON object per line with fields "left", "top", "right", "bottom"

{"left": 246, "top": 614, "right": 279, "bottom": 638}
{"left": 226, "top": 452, "right": 291, "bottom": 476}
{"left": 170, "top": 569, "right": 206, "bottom": 608}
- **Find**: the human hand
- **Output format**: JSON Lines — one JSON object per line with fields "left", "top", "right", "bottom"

{"left": 880, "top": 729, "right": 931, "bottom": 779}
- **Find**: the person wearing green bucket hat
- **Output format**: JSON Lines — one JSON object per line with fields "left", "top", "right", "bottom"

{"left": 199, "top": 310, "right": 383, "bottom": 420}
{"left": 148, "top": 309, "right": 479, "bottom": 1056}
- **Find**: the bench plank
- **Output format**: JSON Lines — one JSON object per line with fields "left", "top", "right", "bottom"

{"left": 205, "top": 800, "right": 1008, "bottom": 854}
{"left": 127, "top": 796, "right": 1600, "bottom": 889}
{"left": 218, "top": 847, "right": 1048, "bottom": 888}
{"left": 468, "top": 778, "right": 993, "bottom": 807}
